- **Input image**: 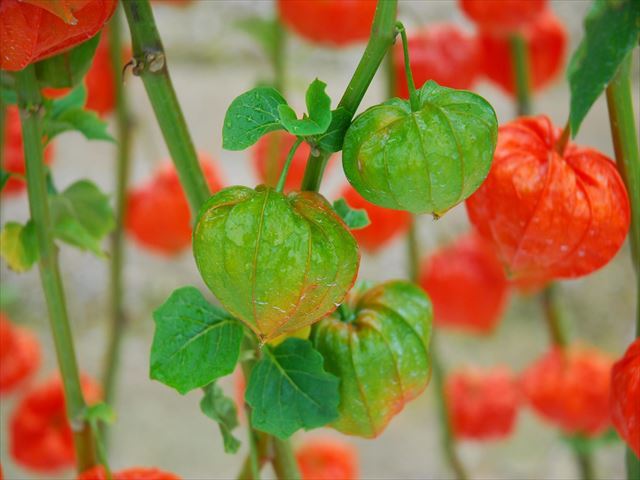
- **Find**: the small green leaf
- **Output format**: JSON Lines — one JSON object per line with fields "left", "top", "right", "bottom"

{"left": 35, "top": 33, "right": 101, "bottom": 89}
{"left": 151, "top": 287, "right": 243, "bottom": 394}
{"left": 85, "top": 402, "right": 116, "bottom": 425}
{"left": 0, "top": 221, "right": 39, "bottom": 272}
{"left": 43, "top": 109, "right": 114, "bottom": 143}
{"left": 332, "top": 198, "right": 370, "bottom": 230}
{"left": 222, "top": 87, "right": 287, "bottom": 150}
{"left": 50, "top": 180, "right": 115, "bottom": 256}
{"left": 50, "top": 85, "right": 87, "bottom": 115}
{"left": 314, "top": 107, "right": 352, "bottom": 152}
{"left": 568, "top": 0, "right": 640, "bottom": 135}
{"left": 200, "top": 382, "right": 241, "bottom": 454}
{"left": 0, "top": 169, "right": 10, "bottom": 192}
{"left": 278, "top": 79, "right": 332, "bottom": 136}
{"left": 246, "top": 338, "right": 339, "bottom": 439}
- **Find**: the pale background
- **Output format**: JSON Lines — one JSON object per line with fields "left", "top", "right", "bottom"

{"left": 1, "top": 1, "right": 638, "bottom": 479}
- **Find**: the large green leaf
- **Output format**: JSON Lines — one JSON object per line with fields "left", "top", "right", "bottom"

{"left": 245, "top": 338, "right": 339, "bottom": 439}
{"left": 50, "top": 180, "right": 115, "bottom": 256}
{"left": 222, "top": 87, "right": 287, "bottom": 150}
{"left": 43, "top": 108, "right": 114, "bottom": 143}
{"left": 200, "top": 382, "right": 241, "bottom": 454}
{"left": 278, "top": 79, "right": 332, "bottom": 136}
{"left": 151, "top": 287, "right": 243, "bottom": 394}
{"left": 35, "top": 34, "right": 101, "bottom": 89}
{"left": 0, "top": 221, "right": 39, "bottom": 272}
{"left": 568, "top": 0, "right": 640, "bottom": 135}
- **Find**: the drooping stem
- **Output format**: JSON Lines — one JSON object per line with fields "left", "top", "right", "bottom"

{"left": 606, "top": 51, "right": 640, "bottom": 336}
{"left": 15, "top": 65, "right": 97, "bottom": 472}
{"left": 301, "top": 0, "right": 398, "bottom": 192}
{"left": 431, "top": 341, "right": 469, "bottom": 480}
{"left": 275, "top": 137, "right": 303, "bottom": 193}
{"left": 509, "top": 34, "right": 531, "bottom": 116}
{"left": 396, "top": 22, "right": 419, "bottom": 111}
{"left": 605, "top": 50, "right": 640, "bottom": 480}
{"left": 102, "top": 5, "right": 133, "bottom": 410}
{"left": 540, "top": 284, "right": 568, "bottom": 347}
{"left": 406, "top": 216, "right": 468, "bottom": 479}
{"left": 122, "top": 0, "right": 210, "bottom": 214}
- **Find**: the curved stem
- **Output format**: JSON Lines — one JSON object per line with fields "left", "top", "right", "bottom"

{"left": 15, "top": 65, "right": 96, "bottom": 472}
{"left": 605, "top": 51, "right": 640, "bottom": 335}
{"left": 102, "top": 5, "right": 133, "bottom": 411}
{"left": 406, "top": 216, "right": 468, "bottom": 479}
{"left": 275, "top": 137, "right": 303, "bottom": 193}
{"left": 509, "top": 34, "right": 531, "bottom": 116}
{"left": 122, "top": 0, "right": 210, "bottom": 214}
{"left": 301, "top": 0, "right": 398, "bottom": 192}
{"left": 396, "top": 22, "right": 419, "bottom": 111}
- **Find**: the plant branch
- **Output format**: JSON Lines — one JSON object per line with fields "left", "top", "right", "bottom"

{"left": 509, "top": 33, "right": 531, "bottom": 116}
{"left": 301, "top": 0, "right": 398, "bottom": 192}
{"left": 122, "top": 0, "right": 210, "bottom": 214}
{"left": 605, "top": 51, "right": 640, "bottom": 336}
{"left": 406, "top": 216, "right": 468, "bottom": 479}
{"left": 102, "top": 5, "right": 133, "bottom": 411}
{"left": 15, "top": 65, "right": 97, "bottom": 472}
{"left": 540, "top": 284, "right": 568, "bottom": 347}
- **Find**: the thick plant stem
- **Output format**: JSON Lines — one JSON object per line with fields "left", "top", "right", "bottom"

{"left": 406, "top": 217, "right": 468, "bottom": 480}
{"left": 606, "top": 52, "right": 640, "bottom": 333}
{"left": 509, "top": 34, "right": 531, "bottom": 116}
{"left": 122, "top": 0, "right": 210, "bottom": 214}
{"left": 15, "top": 65, "right": 96, "bottom": 472}
{"left": 605, "top": 50, "right": 640, "bottom": 480}
{"left": 301, "top": 0, "right": 398, "bottom": 191}
{"left": 271, "top": 437, "right": 300, "bottom": 480}
{"left": 102, "top": 6, "right": 133, "bottom": 409}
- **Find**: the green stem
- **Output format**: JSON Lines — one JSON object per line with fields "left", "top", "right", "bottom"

{"left": 406, "top": 216, "right": 468, "bottom": 479}
{"left": 301, "top": 0, "right": 398, "bottom": 192}
{"left": 102, "top": 5, "right": 133, "bottom": 410}
{"left": 605, "top": 51, "right": 640, "bottom": 336}
{"left": 431, "top": 339, "right": 469, "bottom": 480}
{"left": 275, "top": 137, "right": 303, "bottom": 193}
{"left": 122, "top": 0, "right": 210, "bottom": 214}
{"left": 509, "top": 34, "right": 531, "bottom": 116}
{"left": 15, "top": 65, "right": 96, "bottom": 472}
{"left": 396, "top": 22, "right": 419, "bottom": 111}
{"left": 271, "top": 437, "right": 300, "bottom": 480}
{"left": 576, "top": 449, "right": 595, "bottom": 480}
{"left": 606, "top": 50, "right": 640, "bottom": 480}
{"left": 540, "top": 284, "right": 568, "bottom": 347}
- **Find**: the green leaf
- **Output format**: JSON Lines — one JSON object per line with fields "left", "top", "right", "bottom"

{"left": 0, "top": 221, "right": 39, "bottom": 272}
{"left": 332, "top": 198, "right": 370, "bottom": 230}
{"left": 222, "top": 87, "right": 287, "bottom": 150}
{"left": 49, "top": 85, "right": 87, "bottom": 115}
{"left": 85, "top": 402, "right": 116, "bottom": 425}
{"left": 568, "top": 0, "right": 640, "bottom": 135}
{"left": 235, "top": 17, "right": 282, "bottom": 67}
{"left": 278, "top": 79, "right": 332, "bottom": 136}
{"left": 50, "top": 180, "right": 115, "bottom": 256}
{"left": 200, "top": 382, "right": 241, "bottom": 454}
{"left": 35, "top": 33, "right": 101, "bottom": 89}
{"left": 43, "top": 108, "right": 114, "bottom": 143}
{"left": 245, "top": 338, "right": 339, "bottom": 439}
{"left": 0, "top": 169, "right": 10, "bottom": 192}
{"left": 313, "top": 107, "right": 352, "bottom": 152}
{"left": 150, "top": 287, "right": 243, "bottom": 394}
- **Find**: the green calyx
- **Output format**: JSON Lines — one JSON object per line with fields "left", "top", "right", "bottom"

{"left": 342, "top": 80, "right": 498, "bottom": 216}
{"left": 311, "top": 280, "right": 433, "bottom": 438}
{"left": 192, "top": 185, "right": 360, "bottom": 342}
